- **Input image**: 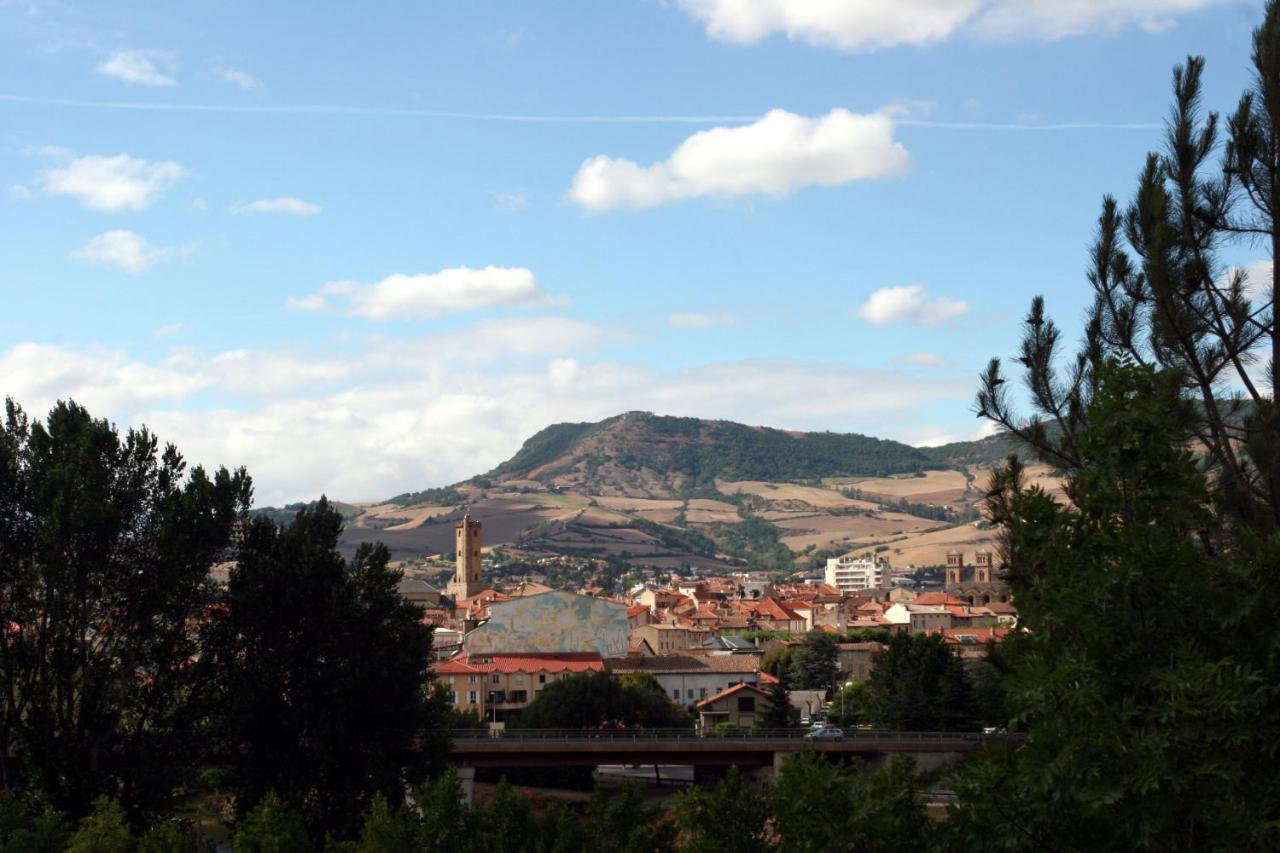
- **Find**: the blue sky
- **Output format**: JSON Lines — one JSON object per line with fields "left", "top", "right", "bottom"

{"left": 0, "top": 0, "right": 1269, "bottom": 504}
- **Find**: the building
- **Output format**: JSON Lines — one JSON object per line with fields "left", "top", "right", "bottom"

{"left": 944, "top": 551, "right": 1011, "bottom": 606}
{"left": 446, "top": 515, "right": 485, "bottom": 601}
{"left": 397, "top": 576, "right": 443, "bottom": 605}
{"left": 630, "top": 623, "right": 705, "bottom": 654}
{"left": 824, "top": 553, "right": 886, "bottom": 593}
{"left": 695, "top": 683, "right": 775, "bottom": 732}
{"left": 606, "top": 654, "right": 761, "bottom": 706}
{"left": 836, "top": 642, "right": 885, "bottom": 680}
{"left": 436, "top": 652, "right": 605, "bottom": 722}
{"left": 463, "top": 590, "right": 631, "bottom": 658}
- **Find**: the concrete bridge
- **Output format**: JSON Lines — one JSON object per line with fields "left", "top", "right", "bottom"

{"left": 439, "top": 728, "right": 1020, "bottom": 800}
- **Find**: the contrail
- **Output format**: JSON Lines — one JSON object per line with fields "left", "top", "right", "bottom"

{"left": 0, "top": 92, "right": 1159, "bottom": 130}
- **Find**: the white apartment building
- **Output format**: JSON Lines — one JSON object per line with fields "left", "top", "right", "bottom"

{"left": 824, "top": 553, "right": 885, "bottom": 593}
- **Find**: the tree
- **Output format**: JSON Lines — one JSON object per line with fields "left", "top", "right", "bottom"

{"left": 513, "top": 671, "right": 689, "bottom": 729}
{"left": 828, "top": 681, "right": 870, "bottom": 728}
{"left": 415, "top": 770, "right": 473, "bottom": 853}
{"left": 758, "top": 679, "right": 795, "bottom": 730}
{"left": 976, "top": 13, "right": 1279, "bottom": 531}
{"left": 948, "top": 364, "right": 1280, "bottom": 850}
{"left": 787, "top": 632, "right": 839, "bottom": 694}
{"left": 583, "top": 783, "right": 676, "bottom": 853}
{"left": 204, "top": 500, "right": 438, "bottom": 840}
{"left": 65, "top": 798, "right": 133, "bottom": 853}
{"left": 0, "top": 399, "right": 251, "bottom": 817}
{"left": 863, "top": 633, "right": 976, "bottom": 732}
{"left": 674, "top": 767, "right": 774, "bottom": 853}
{"left": 231, "top": 791, "right": 309, "bottom": 853}
{"left": 770, "top": 753, "right": 932, "bottom": 853}
{"left": 476, "top": 779, "right": 533, "bottom": 853}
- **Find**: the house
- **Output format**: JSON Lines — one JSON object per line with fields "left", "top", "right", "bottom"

{"left": 944, "top": 550, "right": 1012, "bottom": 606}
{"left": 836, "top": 642, "right": 884, "bottom": 680}
{"left": 695, "top": 683, "right": 774, "bottom": 732}
{"left": 631, "top": 623, "right": 702, "bottom": 654}
{"left": 435, "top": 652, "right": 605, "bottom": 722}
{"left": 397, "top": 577, "right": 443, "bottom": 605}
{"left": 606, "top": 654, "right": 761, "bottom": 707}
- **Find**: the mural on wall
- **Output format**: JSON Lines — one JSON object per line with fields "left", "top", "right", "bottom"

{"left": 464, "top": 591, "right": 629, "bottom": 657}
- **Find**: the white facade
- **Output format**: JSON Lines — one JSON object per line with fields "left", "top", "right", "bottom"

{"left": 824, "top": 554, "right": 885, "bottom": 592}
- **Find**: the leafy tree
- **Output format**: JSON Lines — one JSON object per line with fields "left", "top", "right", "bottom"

{"left": 0, "top": 400, "right": 250, "bottom": 816}
{"left": 205, "top": 500, "right": 438, "bottom": 840}
{"left": 350, "top": 794, "right": 419, "bottom": 853}
{"left": 583, "top": 783, "right": 675, "bottom": 853}
{"left": 828, "top": 681, "right": 870, "bottom": 728}
{"left": 135, "top": 821, "right": 188, "bottom": 853}
{"left": 787, "top": 632, "right": 839, "bottom": 694}
{"left": 415, "top": 770, "right": 473, "bottom": 853}
{"left": 674, "top": 767, "right": 774, "bottom": 853}
{"left": 531, "top": 802, "right": 585, "bottom": 853}
{"left": 513, "top": 671, "right": 689, "bottom": 729}
{"left": 476, "top": 779, "right": 533, "bottom": 853}
{"left": 864, "top": 633, "right": 976, "bottom": 732}
{"left": 65, "top": 797, "right": 133, "bottom": 853}
{"left": 759, "top": 646, "right": 795, "bottom": 681}
{"left": 770, "top": 753, "right": 932, "bottom": 853}
{"left": 0, "top": 793, "right": 68, "bottom": 853}
{"left": 231, "top": 791, "right": 309, "bottom": 853}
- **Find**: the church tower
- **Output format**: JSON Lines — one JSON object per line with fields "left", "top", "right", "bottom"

{"left": 446, "top": 514, "right": 484, "bottom": 601}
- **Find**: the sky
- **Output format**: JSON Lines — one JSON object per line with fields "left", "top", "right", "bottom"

{"left": 0, "top": 0, "right": 1271, "bottom": 506}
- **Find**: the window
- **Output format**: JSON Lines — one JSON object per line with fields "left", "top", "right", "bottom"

{"left": 468, "top": 675, "right": 476, "bottom": 684}
{"left": 488, "top": 690, "right": 506, "bottom": 704}
{"left": 673, "top": 689, "right": 680, "bottom": 700}
{"left": 468, "top": 691, "right": 478, "bottom": 705}
{"left": 539, "top": 674, "right": 546, "bottom": 684}
{"left": 492, "top": 674, "right": 500, "bottom": 684}
{"left": 510, "top": 690, "right": 528, "bottom": 704}
{"left": 737, "top": 697, "right": 756, "bottom": 713}
{"left": 700, "top": 687, "right": 707, "bottom": 698}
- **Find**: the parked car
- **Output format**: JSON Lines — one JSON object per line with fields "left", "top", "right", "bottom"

{"left": 804, "top": 725, "right": 844, "bottom": 740}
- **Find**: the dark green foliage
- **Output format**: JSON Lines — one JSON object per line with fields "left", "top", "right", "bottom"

{"left": 584, "top": 783, "right": 676, "bottom": 853}
{"left": 0, "top": 399, "right": 251, "bottom": 817}
{"left": 759, "top": 679, "right": 796, "bottom": 729}
{"left": 828, "top": 681, "right": 870, "bottom": 727}
{"left": 476, "top": 780, "right": 531, "bottom": 853}
{"left": 487, "top": 412, "right": 937, "bottom": 486}
{"left": 231, "top": 791, "right": 309, "bottom": 853}
{"left": 135, "top": 820, "right": 188, "bottom": 853}
{"left": 716, "top": 512, "right": 794, "bottom": 571}
{"left": 787, "top": 632, "right": 840, "bottom": 694}
{"left": 414, "top": 771, "right": 472, "bottom": 853}
{"left": 513, "top": 671, "right": 691, "bottom": 729}
{"left": 674, "top": 768, "right": 772, "bottom": 853}
{"left": 770, "top": 753, "right": 933, "bottom": 853}
{"left": 948, "top": 364, "right": 1280, "bottom": 850}
{"left": 65, "top": 797, "right": 133, "bottom": 853}
{"left": 251, "top": 499, "right": 362, "bottom": 527}
{"left": 486, "top": 420, "right": 602, "bottom": 478}
{"left": 0, "top": 794, "right": 68, "bottom": 853}
{"left": 204, "top": 499, "right": 439, "bottom": 840}
{"left": 385, "top": 486, "right": 463, "bottom": 508}
{"left": 630, "top": 517, "right": 718, "bottom": 558}
{"left": 865, "top": 633, "right": 977, "bottom": 732}
{"left": 920, "top": 433, "right": 1021, "bottom": 468}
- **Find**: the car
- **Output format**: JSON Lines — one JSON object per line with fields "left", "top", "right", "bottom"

{"left": 804, "top": 725, "right": 844, "bottom": 740}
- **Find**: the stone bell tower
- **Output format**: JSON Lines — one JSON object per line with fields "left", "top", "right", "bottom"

{"left": 446, "top": 514, "right": 483, "bottom": 601}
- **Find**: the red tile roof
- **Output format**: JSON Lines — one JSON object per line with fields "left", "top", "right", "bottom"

{"left": 436, "top": 652, "right": 604, "bottom": 675}
{"left": 696, "top": 681, "right": 771, "bottom": 709}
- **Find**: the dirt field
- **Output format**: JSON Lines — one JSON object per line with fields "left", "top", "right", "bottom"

{"left": 839, "top": 470, "right": 973, "bottom": 503}
{"left": 868, "top": 522, "right": 1001, "bottom": 568}
{"left": 717, "top": 480, "right": 879, "bottom": 509}
{"left": 775, "top": 511, "right": 943, "bottom": 552}
{"left": 593, "top": 496, "right": 683, "bottom": 512}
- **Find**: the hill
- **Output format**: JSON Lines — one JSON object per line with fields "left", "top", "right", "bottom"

{"left": 251, "top": 413, "right": 1060, "bottom": 572}
{"left": 484, "top": 411, "right": 938, "bottom": 497}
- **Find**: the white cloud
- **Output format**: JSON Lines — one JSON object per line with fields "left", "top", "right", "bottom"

{"left": 153, "top": 322, "right": 185, "bottom": 339}
{"left": 215, "top": 66, "right": 261, "bottom": 91}
{"left": 314, "top": 266, "right": 555, "bottom": 320}
{"left": 8, "top": 184, "right": 32, "bottom": 201}
{"left": 232, "top": 197, "right": 322, "bottom": 216}
{"left": 567, "top": 108, "right": 911, "bottom": 211}
{"left": 668, "top": 312, "right": 738, "bottom": 327}
{"left": 857, "top": 284, "right": 969, "bottom": 326}
{"left": 95, "top": 50, "right": 176, "bottom": 86}
{"left": 490, "top": 191, "right": 528, "bottom": 211}
{"left": 190, "top": 197, "right": 208, "bottom": 211}
{"left": 677, "top": 0, "right": 1234, "bottom": 51}
{"left": 71, "top": 229, "right": 185, "bottom": 274}
{"left": 678, "top": 0, "right": 981, "bottom": 51}
{"left": 42, "top": 154, "right": 184, "bottom": 212}
{"left": 896, "top": 351, "right": 949, "bottom": 367}
{"left": 285, "top": 294, "right": 329, "bottom": 312}
{"left": 0, "top": 329, "right": 972, "bottom": 506}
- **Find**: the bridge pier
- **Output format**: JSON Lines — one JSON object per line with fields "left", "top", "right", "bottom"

{"left": 456, "top": 767, "right": 475, "bottom": 807}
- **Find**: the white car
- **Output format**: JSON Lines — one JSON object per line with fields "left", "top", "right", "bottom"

{"left": 804, "top": 725, "right": 844, "bottom": 740}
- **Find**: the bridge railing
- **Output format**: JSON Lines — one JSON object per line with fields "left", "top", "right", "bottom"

{"left": 443, "top": 728, "right": 1021, "bottom": 745}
